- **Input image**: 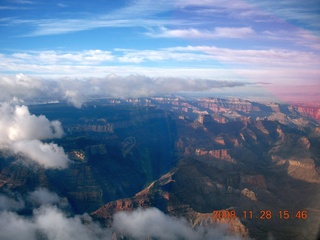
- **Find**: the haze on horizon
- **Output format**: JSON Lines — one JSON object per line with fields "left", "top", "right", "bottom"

{"left": 0, "top": 0, "right": 319, "bottom": 104}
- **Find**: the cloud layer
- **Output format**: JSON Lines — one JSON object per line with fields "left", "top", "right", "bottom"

{"left": 0, "top": 103, "right": 69, "bottom": 169}
{"left": 0, "top": 74, "right": 251, "bottom": 107}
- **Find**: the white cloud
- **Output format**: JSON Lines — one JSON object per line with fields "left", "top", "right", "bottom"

{"left": 28, "top": 188, "right": 59, "bottom": 205}
{"left": 0, "top": 103, "right": 63, "bottom": 141}
{"left": 59, "top": 75, "right": 250, "bottom": 107}
{"left": 0, "top": 211, "right": 37, "bottom": 240}
{"left": 0, "top": 206, "right": 243, "bottom": 240}
{"left": 0, "top": 6, "right": 19, "bottom": 10}
{"left": 11, "top": 50, "right": 114, "bottom": 65}
{"left": 11, "top": 140, "right": 69, "bottom": 169}
{"left": 175, "top": 0, "right": 320, "bottom": 30}
{"left": 247, "top": 0, "right": 320, "bottom": 30}
{"left": 10, "top": 16, "right": 178, "bottom": 37}
{"left": 113, "top": 208, "right": 197, "bottom": 239}
{"left": 0, "top": 74, "right": 251, "bottom": 107}
{"left": 175, "top": 0, "right": 250, "bottom": 9}
{"left": 263, "top": 29, "right": 320, "bottom": 50}
{"left": 57, "top": 3, "right": 67, "bottom": 8}
{"left": 148, "top": 27, "right": 255, "bottom": 39}
{"left": 0, "top": 0, "right": 271, "bottom": 38}
{"left": 113, "top": 207, "right": 242, "bottom": 240}
{"left": 168, "top": 45, "right": 320, "bottom": 70}
{"left": 1, "top": 42, "right": 319, "bottom": 84}
{"left": 1, "top": 69, "right": 319, "bottom": 107}
{"left": 174, "top": 0, "right": 268, "bottom": 19}
{"left": 0, "top": 73, "right": 60, "bottom": 103}
{"left": 213, "top": 27, "right": 254, "bottom": 38}
{"left": 34, "top": 206, "right": 109, "bottom": 240}
{"left": 116, "top": 47, "right": 214, "bottom": 63}
{"left": 0, "top": 103, "right": 69, "bottom": 169}
{"left": 9, "top": 0, "right": 34, "bottom": 4}
{"left": 0, "top": 206, "right": 111, "bottom": 240}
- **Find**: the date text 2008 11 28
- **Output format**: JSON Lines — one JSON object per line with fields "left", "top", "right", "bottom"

{"left": 212, "top": 210, "right": 308, "bottom": 220}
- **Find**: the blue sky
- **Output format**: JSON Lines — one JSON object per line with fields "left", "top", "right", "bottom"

{"left": 0, "top": 0, "right": 319, "bottom": 103}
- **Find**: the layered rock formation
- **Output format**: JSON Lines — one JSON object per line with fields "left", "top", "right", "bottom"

{"left": 0, "top": 97, "right": 319, "bottom": 239}
{"left": 91, "top": 109, "right": 320, "bottom": 240}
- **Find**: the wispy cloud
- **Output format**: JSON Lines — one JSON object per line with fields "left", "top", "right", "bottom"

{"left": 179, "top": 45, "right": 319, "bottom": 66}
{"left": 175, "top": 0, "right": 320, "bottom": 30}
{"left": 1, "top": 44, "right": 319, "bottom": 83}
{"left": 116, "top": 48, "right": 214, "bottom": 63}
{"left": 11, "top": 50, "right": 114, "bottom": 65}
{"left": 4, "top": 0, "right": 181, "bottom": 36}
{"left": 263, "top": 29, "right": 320, "bottom": 50}
{"left": 0, "top": 0, "right": 270, "bottom": 38}
{"left": 174, "top": 0, "right": 272, "bottom": 20}
{"left": 0, "top": 6, "right": 19, "bottom": 10}
{"left": 175, "top": 0, "right": 251, "bottom": 10}
{"left": 2, "top": 0, "right": 319, "bottom": 39}
{"left": 8, "top": 0, "right": 35, "bottom": 4}
{"left": 147, "top": 27, "right": 255, "bottom": 39}
{"left": 14, "top": 18, "right": 183, "bottom": 37}
{"left": 57, "top": 3, "right": 68, "bottom": 8}
{"left": 248, "top": 0, "right": 320, "bottom": 31}
{"left": 3, "top": 43, "right": 319, "bottom": 68}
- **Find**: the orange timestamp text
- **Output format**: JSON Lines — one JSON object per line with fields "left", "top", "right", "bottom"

{"left": 212, "top": 209, "right": 308, "bottom": 220}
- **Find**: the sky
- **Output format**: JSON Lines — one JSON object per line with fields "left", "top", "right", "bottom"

{"left": 0, "top": 0, "right": 320, "bottom": 103}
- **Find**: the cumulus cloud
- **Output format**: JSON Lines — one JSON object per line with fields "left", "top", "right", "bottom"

{"left": 0, "top": 74, "right": 58, "bottom": 104}
{"left": 0, "top": 206, "right": 111, "bottom": 240}
{"left": 34, "top": 206, "right": 109, "bottom": 240}
{"left": 11, "top": 140, "right": 69, "bottom": 169}
{"left": 113, "top": 208, "right": 196, "bottom": 239}
{"left": 0, "top": 74, "right": 250, "bottom": 107}
{"left": 27, "top": 188, "right": 60, "bottom": 206}
{"left": 0, "top": 103, "right": 63, "bottom": 141}
{"left": 0, "top": 103, "right": 69, "bottom": 169}
{"left": 113, "top": 208, "right": 242, "bottom": 240}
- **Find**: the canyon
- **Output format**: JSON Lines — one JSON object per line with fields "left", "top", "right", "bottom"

{"left": 0, "top": 96, "right": 319, "bottom": 239}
